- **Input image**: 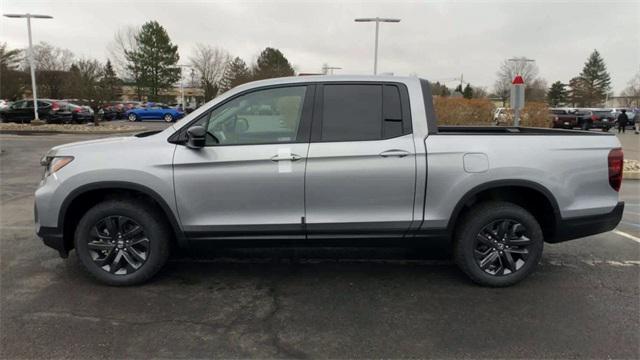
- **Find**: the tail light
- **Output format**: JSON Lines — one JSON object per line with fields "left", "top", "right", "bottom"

{"left": 591, "top": 115, "right": 597, "bottom": 121}
{"left": 51, "top": 102, "right": 60, "bottom": 112}
{"left": 554, "top": 116, "right": 559, "bottom": 121}
{"left": 608, "top": 148, "right": 623, "bottom": 191}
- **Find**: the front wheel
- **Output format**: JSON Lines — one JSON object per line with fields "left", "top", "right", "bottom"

{"left": 74, "top": 199, "right": 170, "bottom": 286}
{"left": 163, "top": 113, "right": 174, "bottom": 122}
{"left": 128, "top": 113, "right": 138, "bottom": 122}
{"left": 453, "top": 201, "right": 544, "bottom": 287}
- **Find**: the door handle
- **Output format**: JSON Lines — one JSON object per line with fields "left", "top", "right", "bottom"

{"left": 271, "top": 153, "right": 302, "bottom": 161}
{"left": 379, "top": 149, "right": 410, "bottom": 158}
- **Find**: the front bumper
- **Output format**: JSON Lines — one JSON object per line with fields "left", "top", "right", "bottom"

{"left": 549, "top": 202, "right": 625, "bottom": 243}
{"left": 35, "top": 204, "right": 69, "bottom": 258}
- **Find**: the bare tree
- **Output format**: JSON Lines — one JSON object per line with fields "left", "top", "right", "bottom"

{"left": 620, "top": 71, "right": 640, "bottom": 107}
{"left": 189, "top": 44, "right": 231, "bottom": 101}
{"left": 494, "top": 57, "right": 540, "bottom": 106}
{"left": 21, "top": 42, "right": 74, "bottom": 98}
{"left": 107, "top": 26, "right": 139, "bottom": 79}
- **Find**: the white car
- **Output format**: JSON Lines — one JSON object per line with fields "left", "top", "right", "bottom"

{"left": 0, "top": 100, "right": 12, "bottom": 110}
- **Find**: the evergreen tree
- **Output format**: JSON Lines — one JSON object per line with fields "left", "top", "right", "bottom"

{"left": 125, "top": 21, "right": 180, "bottom": 100}
{"left": 547, "top": 81, "right": 567, "bottom": 106}
{"left": 462, "top": 83, "right": 473, "bottom": 99}
{"left": 568, "top": 76, "right": 586, "bottom": 107}
{"left": 577, "top": 50, "right": 611, "bottom": 106}
{"left": 99, "top": 60, "right": 121, "bottom": 101}
{"left": 252, "top": 47, "right": 294, "bottom": 80}
{"left": 431, "top": 81, "right": 450, "bottom": 96}
{"left": 218, "top": 57, "right": 251, "bottom": 92}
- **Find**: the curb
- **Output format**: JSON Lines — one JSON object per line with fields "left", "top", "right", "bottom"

{"left": 0, "top": 129, "right": 143, "bottom": 135}
{"left": 624, "top": 172, "right": 640, "bottom": 180}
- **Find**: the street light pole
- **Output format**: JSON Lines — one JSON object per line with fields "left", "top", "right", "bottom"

{"left": 176, "top": 64, "right": 191, "bottom": 109}
{"left": 355, "top": 17, "right": 401, "bottom": 75}
{"left": 3, "top": 13, "right": 53, "bottom": 121}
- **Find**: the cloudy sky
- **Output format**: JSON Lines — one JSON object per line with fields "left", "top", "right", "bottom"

{"left": 1, "top": 0, "right": 638, "bottom": 93}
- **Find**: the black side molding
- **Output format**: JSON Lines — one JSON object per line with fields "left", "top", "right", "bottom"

{"left": 37, "top": 226, "right": 68, "bottom": 258}
{"left": 549, "top": 202, "right": 625, "bottom": 243}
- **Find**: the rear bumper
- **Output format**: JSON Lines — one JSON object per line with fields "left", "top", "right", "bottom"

{"left": 549, "top": 202, "right": 625, "bottom": 243}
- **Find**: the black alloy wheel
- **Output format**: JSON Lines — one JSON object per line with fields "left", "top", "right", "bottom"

{"left": 473, "top": 219, "right": 532, "bottom": 276}
{"left": 88, "top": 215, "right": 150, "bottom": 275}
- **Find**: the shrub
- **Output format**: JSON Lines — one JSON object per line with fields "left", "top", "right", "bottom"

{"left": 500, "top": 102, "right": 553, "bottom": 128}
{"left": 433, "top": 97, "right": 494, "bottom": 125}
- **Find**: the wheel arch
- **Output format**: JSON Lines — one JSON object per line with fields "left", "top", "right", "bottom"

{"left": 59, "top": 181, "right": 185, "bottom": 252}
{"left": 447, "top": 180, "right": 561, "bottom": 242}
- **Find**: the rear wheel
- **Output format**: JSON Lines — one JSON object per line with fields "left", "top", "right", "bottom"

{"left": 128, "top": 113, "right": 138, "bottom": 122}
{"left": 163, "top": 113, "right": 173, "bottom": 122}
{"left": 74, "top": 199, "right": 170, "bottom": 286}
{"left": 454, "top": 201, "right": 543, "bottom": 287}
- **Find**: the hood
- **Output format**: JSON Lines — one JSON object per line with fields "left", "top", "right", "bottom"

{"left": 48, "top": 136, "right": 135, "bottom": 155}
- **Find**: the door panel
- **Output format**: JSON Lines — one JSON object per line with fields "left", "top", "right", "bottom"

{"left": 305, "top": 135, "right": 416, "bottom": 238}
{"left": 173, "top": 143, "right": 308, "bottom": 239}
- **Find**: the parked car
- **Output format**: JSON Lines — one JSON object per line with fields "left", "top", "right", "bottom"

{"left": 549, "top": 108, "right": 595, "bottom": 130}
{"left": 0, "top": 99, "right": 11, "bottom": 110}
{"left": 35, "top": 76, "right": 624, "bottom": 287}
{"left": 493, "top": 107, "right": 508, "bottom": 125}
{"left": 125, "top": 103, "right": 185, "bottom": 122}
{"left": 0, "top": 99, "right": 73, "bottom": 124}
{"left": 68, "top": 103, "right": 95, "bottom": 123}
{"left": 589, "top": 109, "right": 615, "bottom": 131}
{"left": 550, "top": 108, "right": 578, "bottom": 129}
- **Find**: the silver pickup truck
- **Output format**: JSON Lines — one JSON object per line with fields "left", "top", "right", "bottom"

{"left": 35, "top": 75, "right": 625, "bottom": 286}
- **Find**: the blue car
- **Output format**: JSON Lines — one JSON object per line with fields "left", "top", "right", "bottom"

{"left": 125, "top": 104, "right": 184, "bottom": 122}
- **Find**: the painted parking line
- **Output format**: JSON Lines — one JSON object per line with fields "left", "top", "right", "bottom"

{"left": 612, "top": 229, "right": 640, "bottom": 243}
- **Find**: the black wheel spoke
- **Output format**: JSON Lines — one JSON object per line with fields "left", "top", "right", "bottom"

{"left": 509, "top": 235, "right": 531, "bottom": 246}
{"left": 88, "top": 241, "right": 115, "bottom": 251}
{"left": 105, "top": 217, "right": 119, "bottom": 237}
{"left": 121, "top": 251, "right": 141, "bottom": 272}
{"left": 497, "top": 220, "right": 510, "bottom": 239}
{"left": 95, "top": 247, "right": 117, "bottom": 267}
{"left": 122, "top": 225, "right": 143, "bottom": 238}
{"left": 504, "top": 251, "right": 517, "bottom": 273}
{"left": 505, "top": 248, "right": 528, "bottom": 255}
{"left": 128, "top": 247, "right": 147, "bottom": 262}
{"left": 479, "top": 251, "right": 499, "bottom": 269}
{"left": 476, "top": 233, "right": 494, "bottom": 247}
{"left": 110, "top": 251, "right": 124, "bottom": 273}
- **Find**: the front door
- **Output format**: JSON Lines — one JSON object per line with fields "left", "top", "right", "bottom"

{"left": 173, "top": 85, "right": 314, "bottom": 240}
{"left": 304, "top": 83, "right": 417, "bottom": 239}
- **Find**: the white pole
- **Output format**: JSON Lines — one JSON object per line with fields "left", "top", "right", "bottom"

{"left": 373, "top": 18, "right": 380, "bottom": 75}
{"left": 26, "top": 14, "right": 39, "bottom": 121}
{"left": 180, "top": 68, "right": 185, "bottom": 109}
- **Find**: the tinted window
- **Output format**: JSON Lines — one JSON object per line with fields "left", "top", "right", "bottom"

{"left": 321, "top": 85, "right": 382, "bottom": 141}
{"left": 197, "top": 86, "right": 307, "bottom": 146}
{"left": 382, "top": 85, "right": 403, "bottom": 138}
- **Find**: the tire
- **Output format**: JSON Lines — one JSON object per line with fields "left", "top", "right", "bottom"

{"left": 453, "top": 201, "right": 544, "bottom": 287}
{"left": 128, "top": 113, "right": 138, "bottom": 122}
{"left": 74, "top": 199, "right": 170, "bottom": 286}
{"left": 163, "top": 113, "right": 173, "bottom": 122}
{"left": 581, "top": 122, "right": 589, "bottom": 131}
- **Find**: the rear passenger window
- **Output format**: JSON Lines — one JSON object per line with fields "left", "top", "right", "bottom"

{"left": 322, "top": 85, "right": 382, "bottom": 141}
{"left": 320, "top": 84, "right": 408, "bottom": 142}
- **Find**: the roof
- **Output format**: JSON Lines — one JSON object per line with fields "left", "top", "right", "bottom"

{"left": 234, "top": 74, "right": 419, "bottom": 90}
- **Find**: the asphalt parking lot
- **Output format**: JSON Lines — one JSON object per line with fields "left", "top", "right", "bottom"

{"left": 1, "top": 126, "right": 639, "bottom": 359}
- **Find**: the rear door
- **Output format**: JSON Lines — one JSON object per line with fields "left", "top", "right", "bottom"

{"left": 304, "top": 83, "right": 416, "bottom": 239}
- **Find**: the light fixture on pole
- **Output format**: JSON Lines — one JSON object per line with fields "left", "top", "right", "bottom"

{"left": 354, "top": 17, "right": 400, "bottom": 75}
{"left": 3, "top": 13, "right": 53, "bottom": 121}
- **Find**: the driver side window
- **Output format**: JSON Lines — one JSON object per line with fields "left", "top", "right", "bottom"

{"left": 198, "top": 86, "right": 307, "bottom": 146}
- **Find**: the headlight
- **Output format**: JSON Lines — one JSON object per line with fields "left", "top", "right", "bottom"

{"left": 41, "top": 156, "right": 74, "bottom": 177}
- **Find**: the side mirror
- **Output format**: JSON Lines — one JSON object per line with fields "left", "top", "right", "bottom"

{"left": 186, "top": 125, "right": 206, "bottom": 149}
